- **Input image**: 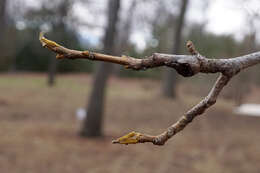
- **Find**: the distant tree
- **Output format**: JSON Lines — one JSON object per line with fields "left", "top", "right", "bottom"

{"left": 47, "top": 0, "right": 73, "bottom": 86}
{"left": 150, "top": 3, "right": 174, "bottom": 52}
{"left": 161, "top": 0, "right": 189, "bottom": 98}
{"left": 187, "top": 24, "right": 240, "bottom": 58}
{"left": 113, "top": 0, "right": 137, "bottom": 76}
{"left": 0, "top": 0, "right": 16, "bottom": 71}
{"left": 0, "top": 0, "right": 7, "bottom": 38}
{"left": 80, "top": 0, "right": 121, "bottom": 137}
{"left": 12, "top": 0, "right": 81, "bottom": 73}
{"left": 0, "top": 0, "right": 7, "bottom": 59}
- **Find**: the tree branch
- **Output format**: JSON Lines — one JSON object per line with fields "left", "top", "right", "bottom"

{"left": 39, "top": 32, "right": 260, "bottom": 146}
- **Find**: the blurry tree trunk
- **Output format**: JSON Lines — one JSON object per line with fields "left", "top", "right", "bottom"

{"left": 161, "top": 0, "right": 189, "bottom": 98}
{"left": 80, "top": 0, "right": 121, "bottom": 137}
{"left": 47, "top": 0, "right": 71, "bottom": 87}
{"left": 113, "top": 0, "right": 137, "bottom": 76}
{"left": 48, "top": 57, "right": 57, "bottom": 86}
{"left": 0, "top": 0, "right": 7, "bottom": 69}
{"left": 0, "top": 0, "right": 6, "bottom": 36}
{"left": 0, "top": 0, "right": 16, "bottom": 72}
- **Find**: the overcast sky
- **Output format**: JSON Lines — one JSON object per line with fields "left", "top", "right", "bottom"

{"left": 20, "top": 0, "right": 260, "bottom": 49}
{"left": 205, "top": 0, "right": 259, "bottom": 37}
{"left": 76, "top": 0, "right": 260, "bottom": 49}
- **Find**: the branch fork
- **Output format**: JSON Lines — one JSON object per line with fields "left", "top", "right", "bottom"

{"left": 39, "top": 32, "right": 260, "bottom": 146}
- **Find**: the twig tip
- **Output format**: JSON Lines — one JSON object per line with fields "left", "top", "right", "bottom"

{"left": 186, "top": 40, "right": 198, "bottom": 55}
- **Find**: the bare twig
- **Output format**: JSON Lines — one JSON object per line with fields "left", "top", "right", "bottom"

{"left": 40, "top": 32, "right": 260, "bottom": 145}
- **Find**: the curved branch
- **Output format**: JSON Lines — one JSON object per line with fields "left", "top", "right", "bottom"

{"left": 39, "top": 32, "right": 260, "bottom": 146}
{"left": 112, "top": 74, "right": 230, "bottom": 145}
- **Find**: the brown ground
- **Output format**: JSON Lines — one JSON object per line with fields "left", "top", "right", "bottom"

{"left": 0, "top": 73, "right": 259, "bottom": 173}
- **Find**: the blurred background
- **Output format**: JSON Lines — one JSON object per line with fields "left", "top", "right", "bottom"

{"left": 0, "top": 0, "right": 260, "bottom": 172}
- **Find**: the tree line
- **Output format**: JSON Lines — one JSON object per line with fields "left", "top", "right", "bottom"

{"left": 1, "top": 0, "right": 259, "bottom": 137}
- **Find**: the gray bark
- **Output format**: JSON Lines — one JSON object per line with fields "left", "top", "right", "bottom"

{"left": 80, "top": 0, "right": 121, "bottom": 137}
{"left": 161, "top": 0, "right": 189, "bottom": 98}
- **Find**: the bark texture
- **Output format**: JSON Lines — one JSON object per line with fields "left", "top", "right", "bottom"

{"left": 40, "top": 33, "right": 260, "bottom": 145}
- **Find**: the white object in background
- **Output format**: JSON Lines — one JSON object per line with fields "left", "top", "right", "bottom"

{"left": 233, "top": 104, "right": 260, "bottom": 117}
{"left": 76, "top": 108, "right": 87, "bottom": 121}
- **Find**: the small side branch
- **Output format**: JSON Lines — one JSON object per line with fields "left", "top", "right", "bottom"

{"left": 39, "top": 32, "right": 140, "bottom": 66}
{"left": 112, "top": 74, "right": 230, "bottom": 145}
{"left": 39, "top": 32, "right": 260, "bottom": 146}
